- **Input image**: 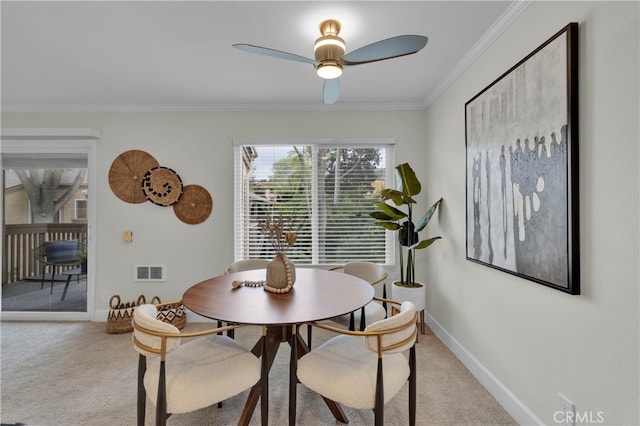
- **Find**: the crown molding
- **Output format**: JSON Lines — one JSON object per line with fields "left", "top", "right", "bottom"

{"left": 423, "top": 0, "right": 532, "bottom": 108}
{"left": 1, "top": 128, "right": 101, "bottom": 140}
{"left": 0, "top": 101, "right": 427, "bottom": 113}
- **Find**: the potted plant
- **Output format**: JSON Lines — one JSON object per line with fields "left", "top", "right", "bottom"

{"left": 78, "top": 248, "right": 88, "bottom": 274}
{"left": 369, "top": 162, "right": 442, "bottom": 311}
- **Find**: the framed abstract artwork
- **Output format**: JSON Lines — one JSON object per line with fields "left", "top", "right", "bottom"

{"left": 465, "top": 23, "right": 580, "bottom": 294}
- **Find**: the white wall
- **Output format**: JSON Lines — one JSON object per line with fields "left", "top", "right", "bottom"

{"left": 1, "top": 110, "right": 425, "bottom": 312}
{"left": 423, "top": 1, "right": 639, "bottom": 425}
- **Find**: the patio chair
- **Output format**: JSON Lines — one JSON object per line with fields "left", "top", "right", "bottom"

{"left": 34, "top": 240, "right": 85, "bottom": 294}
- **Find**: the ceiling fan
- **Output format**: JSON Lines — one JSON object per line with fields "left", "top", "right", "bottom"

{"left": 233, "top": 19, "right": 428, "bottom": 104}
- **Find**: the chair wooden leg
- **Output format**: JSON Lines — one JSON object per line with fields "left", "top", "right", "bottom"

{"left": 420, "top": 310, "right": 426, "bottom": 334}
{"left": 409, "top": 346, "right": 417, "bottom": 426}
{"left": 374, "top": 358, "right": 384, "bottom": 426}
{"left": 289, "top": 325, "right": 297, "bottom": 426}
{"left": 307, "top": 324, "right": 312, "bottom": 349}
{"left": 261, "top": 328, "right": 268, "bottom": 426}
{"left": 359, "top": 306, "right": 366, "bottom": 330}
{"left": 382, "top": 284, "right": 388, "bottom": 314}
{"left": 137, "top": 354, "right": 146, "bottom": 426}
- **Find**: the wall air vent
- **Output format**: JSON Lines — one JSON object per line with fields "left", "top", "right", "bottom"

{"left": 134, "top": 264, "right": 166, "bottom": 282}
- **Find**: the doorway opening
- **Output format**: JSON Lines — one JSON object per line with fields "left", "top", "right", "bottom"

{"left": 1, "top": 129, "right": 98, "bottom": 320}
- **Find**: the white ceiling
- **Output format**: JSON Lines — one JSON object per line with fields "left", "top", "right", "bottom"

{"left": 1, "top": 1, "right": 523, "bottom": 112}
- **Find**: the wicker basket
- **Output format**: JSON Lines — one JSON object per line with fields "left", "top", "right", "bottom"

{"left": 106, "top": 294, "right": 146, "bottom": 334}
{"left": 151, "top": 296, "right": 187, "bottom": 330}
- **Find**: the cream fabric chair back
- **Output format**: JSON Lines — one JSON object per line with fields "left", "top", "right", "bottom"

{"left": 364, "top": 301, "right": 417, "bottom": 355}
{"left": 132, "top": 304, "right": 181, "bottom": 357}
{"left": 343, "top": 262, "right": 387, "bottom": 286}
{"left": 226, "top": 259, "right": 270, "bottom": 274}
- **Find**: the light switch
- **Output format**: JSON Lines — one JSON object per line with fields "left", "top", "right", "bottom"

{"left": 123, "top": 231, "right": 133, "bottom": 243}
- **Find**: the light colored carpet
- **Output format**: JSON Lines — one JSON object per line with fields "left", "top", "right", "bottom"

{"left": 0, "top": 321, "right": 516, "bottom": 425}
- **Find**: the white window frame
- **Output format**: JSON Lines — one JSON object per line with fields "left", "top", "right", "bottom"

{"left": 233, "top": 139, "right": 396, "bottom": 267}
{"left": 1, "top": 128, "right": 99, "bottom": 321}
{"left": 75, "top": 198, "right": 88, "bottom": 220}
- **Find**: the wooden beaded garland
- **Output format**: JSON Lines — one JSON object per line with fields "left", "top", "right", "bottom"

{"left": 231, "top": 280, "right": 265, "bottom": 289}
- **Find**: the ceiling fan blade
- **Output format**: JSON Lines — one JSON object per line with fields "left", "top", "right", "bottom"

{"left": 341, "top": 35, "right": 428, "bottom": 65}
{"left": 232, "top": 44, "right": 316, "bottom": 66}
{"left": 323, "top": 79, "right": 341, "bottom": 104}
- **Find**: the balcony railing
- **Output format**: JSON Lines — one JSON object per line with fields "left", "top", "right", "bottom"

{"left": 3, "top": 223, "right": 88, "bottom": 283}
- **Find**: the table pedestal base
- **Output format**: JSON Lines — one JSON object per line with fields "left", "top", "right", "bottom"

{"left": 238, "top": 324, "right": 349, "bottom": 426}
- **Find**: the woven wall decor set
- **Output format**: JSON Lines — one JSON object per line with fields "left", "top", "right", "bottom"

{"left": 108, "top": 149, "right": 213, "bottom": 224}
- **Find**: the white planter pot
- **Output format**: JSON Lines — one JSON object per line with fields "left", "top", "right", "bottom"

{"left": 391, "top": 281, "right": 426, "bottom": 312}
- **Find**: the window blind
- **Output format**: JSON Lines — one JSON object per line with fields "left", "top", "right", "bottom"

{"left": 234, "top": 141, "right": 395, "bottom": 266}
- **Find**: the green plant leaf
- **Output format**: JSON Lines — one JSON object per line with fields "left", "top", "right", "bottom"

{"left": 415, "top": 197, "right": 442, "bottom": 232}
{"left": 370, "top": 211, "right": 392, "bottom": 220}
{"left": 409, "top": 236, "right": 442, "bottom": 250}
{"left": 371, "top": 201, "right": 406, "bottom": 220}
{"left": 374, "top": 221, "right": 401, "bottom": 231}
{"left": 381, "top": 188, "right": 415, "bottom": 206}
{"left": 396, "top": 163, "right": 421, "bottom": 197}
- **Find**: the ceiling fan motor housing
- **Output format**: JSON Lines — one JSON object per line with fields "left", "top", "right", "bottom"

{"left": 314, "top": 19, "right": 345, "bottom": 61}
{"left": 314, "top": 35, "right": 345, "bottom": 62}
{"left": 314, "top": 19, "right": 345, "bottom": 79}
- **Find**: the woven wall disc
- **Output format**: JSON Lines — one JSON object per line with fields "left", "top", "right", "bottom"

{"left": 142, "top": 166, "right": 184, "bottom": 206}
{"left": 173, "top": 184, "right": 213, "bottom": 225}
{"left": 108, "top": 150, "right": 159, "bottom": 204}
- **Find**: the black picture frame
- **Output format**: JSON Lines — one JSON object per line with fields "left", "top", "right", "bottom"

{"left": 465, "top": 23, "right": 580, "bottom": 294}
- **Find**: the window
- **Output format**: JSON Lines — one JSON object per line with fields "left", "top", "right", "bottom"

{"left": 234, "top": 140, "right": 395, "bottom": 266}
{"left": 75, "top": 199, "right": 87, "bottom": 220}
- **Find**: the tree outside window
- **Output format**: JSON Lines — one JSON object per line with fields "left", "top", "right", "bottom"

{"left": 235, "top": 142, "right": 394, "bottom": 266}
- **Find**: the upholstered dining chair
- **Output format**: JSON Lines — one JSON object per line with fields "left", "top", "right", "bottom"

{"left": 297, "top": 300, "right": 418, "bottom": 426}
{"left": 225, "top": 259, "right": 270, "bottom": 274}
{"left": 329, "top": 262, "right": 388, "bottom": 328}
{"left": 132, "top": 302, "right": 261, "bottom": 426}
{"left": 307, "top": 262, "right": 388, "bottom": 348}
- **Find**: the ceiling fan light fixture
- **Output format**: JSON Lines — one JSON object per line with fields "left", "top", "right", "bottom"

{"left": 314, "top": 34, "right": 345, "bottom": 80}
{"left": 316, "top": 61, "right": 343, "bottom": 79}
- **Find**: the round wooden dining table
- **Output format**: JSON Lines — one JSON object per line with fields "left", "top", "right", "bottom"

{"left": 182, "top": 267, "right": 375, "bottom": 426}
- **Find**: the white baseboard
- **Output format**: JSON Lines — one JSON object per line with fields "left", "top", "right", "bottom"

{"left": 95, "top": 309, "right": 108, "bottom": 322}
{"left": 424, "top": 310, "right": 542, "bottom": 425}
